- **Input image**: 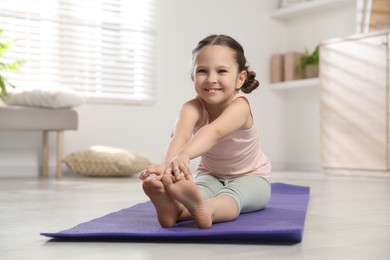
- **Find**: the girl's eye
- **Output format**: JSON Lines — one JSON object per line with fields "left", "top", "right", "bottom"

{"left": 196, "top": 69, "right": 207, "bottom": 74}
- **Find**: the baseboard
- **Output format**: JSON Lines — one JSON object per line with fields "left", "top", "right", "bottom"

{"left": 0, "top": 164, "right": 59, "bottom": 178}
{"left": 324, "top": 168, "right": 390, "bottom": 178}
{"left": 269, "top": 161, "right": 287, "bottom": 171}
{"left": 285, "top": 162, "right": 322, "bottom": 172}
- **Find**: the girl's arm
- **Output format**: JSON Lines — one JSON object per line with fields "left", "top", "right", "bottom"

{"left": 168, "top": 97, "right": 252, "bottom": 179}
{"left": 163, "top": 100, "right": 201, "bottom": 164}
{"left": 140, "top": 99, "right": 201, "bottom": 180}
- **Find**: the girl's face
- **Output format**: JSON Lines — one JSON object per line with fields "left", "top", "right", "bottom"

{"left": 192, "top": 45, "right": 246, "bottom": 107}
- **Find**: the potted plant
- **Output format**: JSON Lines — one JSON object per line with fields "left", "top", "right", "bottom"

{"left": 297, "top": 45, "right": 319, "bottom": 79}
{"left": 0, "top": 28, "right": 24, "bottom": 100}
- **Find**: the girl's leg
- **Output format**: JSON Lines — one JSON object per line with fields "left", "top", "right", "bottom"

{"left": 195, "top": 174, "right": 224, "bottom": 199}
{"left": 202, "top": 176, "right": 271, "bottom": 224}
{"left": 163, "top": 174, "right": 244, "bottom": 228}
{"left": 206, "top": 195, "right": 240, "bottom": 223}
{"left": 218, "top": 176, "right": 271, "bottom": 213}
{"left": 195, "top": 174, "right": 240, "bottom": 223}
{"left": 160, "top": 174, "right": 271, "bottom": 228}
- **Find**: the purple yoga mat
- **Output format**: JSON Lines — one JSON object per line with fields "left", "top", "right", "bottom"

{"left": 41, "top": 183, "right": 310, "bottom": 243}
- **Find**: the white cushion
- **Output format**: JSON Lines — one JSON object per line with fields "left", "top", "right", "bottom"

{"left": 5, "top": 87, "right": 85, "bottom": 108}
{"left": 63, "top": 146, "right": 151, "bottom": 177}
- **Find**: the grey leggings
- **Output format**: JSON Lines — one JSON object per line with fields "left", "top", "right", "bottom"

{"left": 195, "top": 174, "right": 271, "bottom": 213}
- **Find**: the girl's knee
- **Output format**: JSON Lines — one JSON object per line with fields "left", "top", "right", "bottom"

{"left": 222, "top": 176, "right": 271, "bottom": 213}
{"left": 195, "top": 175, "right": 223, "bottom": 199}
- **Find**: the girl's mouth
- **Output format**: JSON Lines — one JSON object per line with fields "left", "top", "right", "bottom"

{"left": 204, "top": 88, "right": 222, "bottom": 93}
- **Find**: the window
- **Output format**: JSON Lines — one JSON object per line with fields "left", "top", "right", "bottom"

{"left": 0, "top": 0, "right": 156, "bottom": 105}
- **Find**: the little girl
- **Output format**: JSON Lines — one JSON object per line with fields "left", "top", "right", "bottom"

{"left": 139, "top": 34, "right": 271, "bottom": 229}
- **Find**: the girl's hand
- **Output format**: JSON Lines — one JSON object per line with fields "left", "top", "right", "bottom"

{"left": 166, "top": 153, "right": 191, "bottom": 181}
{"left": 139, "top": 163, "right": 166, "bottom": 181}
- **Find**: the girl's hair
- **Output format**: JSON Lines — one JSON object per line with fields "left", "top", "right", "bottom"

{"left": 192, "top": 34, "right": 259, "bottom": 94}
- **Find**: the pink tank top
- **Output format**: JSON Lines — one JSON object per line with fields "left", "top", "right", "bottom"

{"left": 194, "top": 93, "right": 271, "bottom": 179}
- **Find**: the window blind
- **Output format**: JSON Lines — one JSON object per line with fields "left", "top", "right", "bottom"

{"left": 0, "top": 0, "right": 156, "bottom": 105}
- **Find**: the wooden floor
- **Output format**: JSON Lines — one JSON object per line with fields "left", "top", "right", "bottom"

{"left": 1, "top": 171, "right": 389, "bottom": 260}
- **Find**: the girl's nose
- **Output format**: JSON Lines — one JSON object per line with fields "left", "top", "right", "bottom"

{"left": 206, "top": 72, "right": 217, "bottom": 84}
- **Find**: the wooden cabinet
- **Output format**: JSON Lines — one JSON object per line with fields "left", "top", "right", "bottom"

{"left": 320, "top": 31, "right": 389, "bottom": 176}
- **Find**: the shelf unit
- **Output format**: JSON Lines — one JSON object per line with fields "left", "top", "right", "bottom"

{"left": 269, "top": 0, "right": 356, "bottom": 89}
{"left": 269, "top": 78, "right": 320, "bottom": 90}
{"left": 270, "top": 0, "right": 356, "bottom": 20}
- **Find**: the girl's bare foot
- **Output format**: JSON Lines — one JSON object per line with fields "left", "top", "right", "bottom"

{"left": 162, "top": 174, "right": 212, "bottom": 229}
{"left": 142, "top": 177, "right": 182, "bottom": 227}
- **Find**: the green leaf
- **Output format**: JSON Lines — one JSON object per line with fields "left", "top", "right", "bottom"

{"left": 0, "top": 40, "right": 16, "bottom": 56}
{"left": 296, "top": 44, "right": 320, "bottom": 71}
{"left": 0, "top": 29, "right": 23, "bottom": 97}
{"left": 3, "top": 60, "right": 25, "bottom": 70}
{"left": 0, "top": 75, "right": 7, "bottom": 97}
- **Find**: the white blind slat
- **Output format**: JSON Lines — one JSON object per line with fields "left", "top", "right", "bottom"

{"left": 0, "top": 0, "right": 156, "bottom": 104}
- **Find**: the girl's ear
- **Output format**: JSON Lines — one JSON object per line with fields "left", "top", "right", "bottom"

{"left": 236, "top": 70, "right": 247, "bottom": 90}
{"left": 190, "top": 66, "right": 196, "bottom": 81}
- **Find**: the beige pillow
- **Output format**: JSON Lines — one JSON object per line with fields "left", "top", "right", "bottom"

{"left": 63, "top": 146, "right": 151, "bottom": 177}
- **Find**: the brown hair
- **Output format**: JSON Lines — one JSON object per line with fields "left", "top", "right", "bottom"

{"left": 192, "top": 34, "right": 259, "bottom": 94}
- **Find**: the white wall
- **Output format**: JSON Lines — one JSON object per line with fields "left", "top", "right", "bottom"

{"left": 0, "top": 0, "right": 357, "bottom": 177}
